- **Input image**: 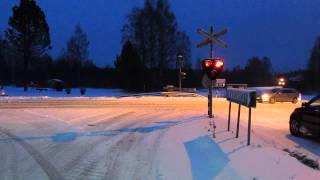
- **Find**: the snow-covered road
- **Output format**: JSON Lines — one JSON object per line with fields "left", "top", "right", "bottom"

{"left": 0, "top": 96, "right": 319, "bottom": 180}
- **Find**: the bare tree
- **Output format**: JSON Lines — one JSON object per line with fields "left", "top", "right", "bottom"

{"left": 64, "top": 24, "right": 90, "bottom": 86}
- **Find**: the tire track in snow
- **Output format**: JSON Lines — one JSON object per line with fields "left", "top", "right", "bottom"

{"left": 105, "top": 111, "right": 192, "bottom": 180}
{"left": 59, "top": 112, "right": 144, "bottom": 176}
{"left": 102, "top": 111, "right": 172, "bottom": 180}
{"left": 0, "top": 132, "right": 19, "bottom": 180}
{"left": 0, "top": 127, "right": 64, "bottom": 180}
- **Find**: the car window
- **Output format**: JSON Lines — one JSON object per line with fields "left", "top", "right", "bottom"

{"left": 289, "top": 89, "right": 297, "bottom": 93}
{"left": 272, "top": 89, "right": 279, "bottom": 93}
{"left": 282, "top": 89, "right": 294, "bottom": 93}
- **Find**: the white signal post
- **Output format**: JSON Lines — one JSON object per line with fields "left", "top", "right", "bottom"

{"left": 197, "top": 25, "right": 228, "bottom": 119}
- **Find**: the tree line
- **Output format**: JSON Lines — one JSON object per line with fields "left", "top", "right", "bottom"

{"left": 0, "top": 0, "right": 319, "bottom": 92}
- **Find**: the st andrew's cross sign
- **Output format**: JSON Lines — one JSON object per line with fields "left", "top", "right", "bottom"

{"left": 197, "top": 28, "right": 228, "bottom": 49}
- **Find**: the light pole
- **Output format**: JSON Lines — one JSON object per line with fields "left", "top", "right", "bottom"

{"left": 177, "top": 53, "right": 184, "bottom": 91}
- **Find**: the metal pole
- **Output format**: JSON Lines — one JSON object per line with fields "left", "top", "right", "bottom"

{"left": 210, "top": 26, "right": 214, "bottom": 58}
{"left": 227, "top": 101, "right": 231, "bottom": 131}
{"left": 247, "top": 107, "right": 252, "bottom": 145}
{"left": 236, "top": 104, "right": 241, "bottom": 138}
{"left": 207, "top": 26, "right": 214, "bottom": 118}
{"left": 208, "top": 81, "right": 213, "bottom": 118}
{"left": 179, "top": 66, "right": 182, "bottom": 91}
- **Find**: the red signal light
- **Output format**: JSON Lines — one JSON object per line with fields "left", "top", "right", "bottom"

{"left": 201, "top": 58, "right": 225, "bottom": 80}
{"left": 204, "top": 60, "right": 212, "bottom": 67}
{"left": 213, "top": 59, "right": 224, "bottom": 70}
{"left": 201, "top": 60, "right": 212, "bottom": 70}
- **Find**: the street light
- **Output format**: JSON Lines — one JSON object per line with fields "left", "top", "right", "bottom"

{"left": 177, "top": 53, "right": 184, "bottom": 91}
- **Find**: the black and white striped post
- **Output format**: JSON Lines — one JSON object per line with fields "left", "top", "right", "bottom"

{"left": 208, "top": 26, "right": 214, "bottom": 118}
{"left": 208, "top": 81, "right": 213, "bottom": 118}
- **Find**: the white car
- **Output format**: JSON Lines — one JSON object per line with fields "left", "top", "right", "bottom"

{"left": 256, "top": 88, "right": 301, "bottom": 104}
{"left": 0, "top": 89, "right": 8, "bottom": 96}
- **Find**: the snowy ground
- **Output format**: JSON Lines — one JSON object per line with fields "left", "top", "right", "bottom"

{"left": 199, "top": 87, "right": 318, "bottom": 101}
{"left": 1, "top": 86, "right": 127, "bottom": 97}
{"left": 2, "top": 86, "right": 318, "bottom": 101}
{"left": 0, "top": 96, "right": 319, "bottom": 180}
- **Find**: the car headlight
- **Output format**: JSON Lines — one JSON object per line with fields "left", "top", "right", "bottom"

{"left": 298, "top": 93, "right": 301, "bottom": 101}
{"left": 261, "top": 94, "right": 270, "bottom": 101}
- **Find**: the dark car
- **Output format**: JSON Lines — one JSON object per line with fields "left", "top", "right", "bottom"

{"left": 48, "top": 79, "right": 65, "bottom": 91}
{"left": 290, "top": 95, "right": 320, "bottom": 137}
{"left": 256, "top": 88, "right": 301, "bottom": 104}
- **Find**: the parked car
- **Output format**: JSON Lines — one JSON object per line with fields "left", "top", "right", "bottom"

{"left": 48, "top": 79, "right": 65, "bottom": 91}
{"left": 256, "top": 88, "right": 301, "bottom": 104}
{"left": 0, "top": 88, "right": 8, "bottom": 96}
{"left": 290, "top": 95, "right": 320, "bottom": 137}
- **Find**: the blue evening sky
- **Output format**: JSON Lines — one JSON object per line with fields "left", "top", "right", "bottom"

{"left": 1, "top": 0, "right": 320, "bottom": 72}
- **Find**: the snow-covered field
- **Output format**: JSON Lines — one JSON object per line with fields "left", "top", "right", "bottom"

{"left": 2, "top": 86, "right": 318, "bottom": 101}
{"left": 1, "top": 86, "right": 127, "bottom": 97}
{"left": 0, "top": 96, "right": 319, "bottom": 180}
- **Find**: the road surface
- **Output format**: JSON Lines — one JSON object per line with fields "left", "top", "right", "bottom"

{"left": 0, "top": 96, "right": 319, "bottom": 180}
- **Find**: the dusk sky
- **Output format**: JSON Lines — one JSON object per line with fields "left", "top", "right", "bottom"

{"left": 1, "top": 0, "right": 320, "bottom": 72}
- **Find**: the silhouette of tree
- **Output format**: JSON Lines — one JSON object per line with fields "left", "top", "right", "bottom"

{"left": 6, "top": 0, "right": 51, "bottom": 91}
{"left": 176, "top": 31, "right": 192, "bottom": 69}
{"left": 65, "top": 24, "right": 90, "bottom": 63}
{"left": 244, "top": 57, "right": 274, "bottom": 86}
{"left": 223, "top": 57, "right": 274, "bottom": 86}
{"left": 0, "top": 34, "right": 9, "bottom": 85}
{"left": 114, "top": 41, "right": 145, "bottom": 91}
{"left": 307, "top": 37, "right": 320, "bottom": 90}
{"left": 122, "top": 0, "right": 192, "bottom": 89}
{"left": 64, "top": 24, "right": 90, "bottom": 86}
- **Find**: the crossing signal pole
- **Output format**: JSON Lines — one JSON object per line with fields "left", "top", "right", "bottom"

{"left": 209, "top": 26, "right": 214, "bottom": 118}
{"left": 197, "top": 25, "right": 228, "bottom": 118}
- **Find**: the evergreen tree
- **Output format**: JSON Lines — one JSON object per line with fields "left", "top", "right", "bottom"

{"left": 155, "top": 0, "right": 177, "bottom": 68}
{"left": 6, "top": 0, "right": 51, "bottom": 91}
{"left": 0, "top": 34, "right": 9, "bottom": 84}
{"left": 244, "top": 57, "right": 274, "bottom": 86}
{"left": 0, "top": 34, "right": 4, "bottom": 63}
{"left": 122, "top": 0, "right": 191, "bottom": 89}
{"left": 307, "top": 37, "right": 320, "bottom": 90}
{"left": 114, "top": 41, "right": 145, "bottom": 91}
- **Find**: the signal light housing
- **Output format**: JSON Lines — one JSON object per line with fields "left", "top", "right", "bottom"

{"left": 201, "top": 58, "right": 224, "bottom": 80}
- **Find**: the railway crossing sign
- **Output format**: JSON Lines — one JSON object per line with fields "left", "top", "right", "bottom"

{"left": 197, "top": 25, "right": 228, "bottom": 119}
{"left": 197, "top": 28, "right": 228, "bottom": 48}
